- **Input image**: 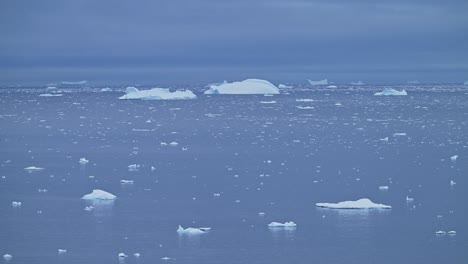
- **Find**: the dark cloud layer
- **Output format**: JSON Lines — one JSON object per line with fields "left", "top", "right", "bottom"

{"left": 1, "top": 0, "right": 467, "bottom": 85}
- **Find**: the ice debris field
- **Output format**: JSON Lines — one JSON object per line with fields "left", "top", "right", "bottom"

{"left": 0, "top": 80, "right": 467, "bottom": 263}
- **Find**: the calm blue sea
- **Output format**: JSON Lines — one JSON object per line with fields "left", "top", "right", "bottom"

{"left": 0, "top": 85, "right": 467, "bottom": 263}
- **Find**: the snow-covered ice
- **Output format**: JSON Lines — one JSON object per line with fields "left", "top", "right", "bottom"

{"left": 79, "top": 158, "right": 89, "bottom": 165}
{"left": 119, "top": 87, "right": 197, "bottom": 100}
{"left": 177, "top": 225, "right": 210, "bottom": 235}
{"left": 204, "top": 79, "right": 279, "bottom": 95}
{"left": 81, "top": 189, "right": 117, "bottom": 200}
{"left": 374, "top": 88, "right": 407, "bottom": 96}
{"left": 316, "top": 198, "right": 391, "bottom": 209}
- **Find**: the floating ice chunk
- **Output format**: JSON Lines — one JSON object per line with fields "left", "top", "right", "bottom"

{"left": 100, "top": 87, "right": 112, "bottom": 92}
{"left": 81, "top": 189, "right": 116, "bottom": 200}
{"left": 435, "top": 231, "right": 446, "bottom": 236}
{"left": 406, "top": 196, "right": 414, "bottom": 202}
{"left": 84, "top": 206, "right": 94, "bottom": 211}
{"left": 161, "top": 257, "right": 173, "bottom": 261}
{"left": 450, "top": 180, "right": 456, "bottom": 186}
{"left": 119, "top": 87, "right": 197, "bottom": 100}
{"left": 450, "top": 155, "right": 458, "bottom": 161}
{"left": 379, "top": 186, "right": 389, "bottom": 190}
{"left": 278, "top": 84, "right": 293, "bottom": 89}
{"left": 120, "top": 180, "right": 134, "bottom": 184}
{"left": 58, "top": 249, "right": 67, "bottom": 254}
{"left": 374, "top": 88, "right": 407, "bottom": 96}
{"left": 296, "top": 99, "right": 313, "bottom": 102}
{"left": 24, "top": 166, "right": 44, "bottom": 171}
{"left": 327, "top": 85, "right": 338, "bottom": 88}
{"left": 12, "top": 201, "right": 22, "bottom": 207}
{"left": 260, "top": 101, "right": 276, "bottom": 104}
{"left": 3, "top": 254, "right": 12, "bottom": 261}
{"left": 296, "top": 106, "right": 314, "bottom": 110}
{"left": 177, "top": 225, "right": 209, "bottom": 235}
{"left": 61, "top": 80, "right": 87, "bottom": 85}
{"left": 39, "top": 93, "right": 63, "bottom": 97}
{"left": 79, "top": 158, "right": 89, "bottom": 165}
{"left": 316, "top": 198, "right": 391, "bottom": 209}
{"left": 46, "top": 86, "right": 57, "bottom": 90}
{"left": 448, "top": 231, "right": 456, "bottom": 235}
{"left": 308, "top": 79, "right": 328, "bottom": 86}
{"left": 379, "top": 137, "right": 389, "bottom": 142}
{"left": 169, "top": 142, "right": 178, "bottom": 146}
{"left": 393, "top": 133, "right": 407, "bottom": 137}
{"left": 134, "top": 253, "right": 141, "bottom": 257}
{"left": 350, "top": 81, "right": 365, "bottom": 86}
{"left": 204, "top": 79, "right": 279, "bottom": 94}
{"left": 128, "top": 164, "right": 140, "bottom": 171}
{"left": 268, "top": 221, "right": 297, "bottom": 228}
{"left": 118, "top": 253, "right": 128, "bottom": 258}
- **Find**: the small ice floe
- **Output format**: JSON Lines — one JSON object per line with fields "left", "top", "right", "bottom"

{"left": 379, "top": 186, "right": 389, "bottom": 191}
{"left": 316, "top": 198, "right": 391, "bottom": 209}
{"left": 448, "top": 231, "right": 457, "bottom": 236}
{"left": 100, "top": 87, "right": 112, "bottom": 92}
{"left": 133, "top": 253, "right": 141, "bottom": 258}
{"left": 38, "top": 189, "right": 48, "bottom": 193}
{"left": 450, "top": 180, "right": 456, "bottom": 186}
{"left": 151, "top": 166, "right": 156, "bottom": 171}
{"left": 160, "top": 142, "right": 167, "bottom": 146}
{"left": 84, "top": 206, "right": 94, "bottom": 211}
{"left": 435, "top": 231, "right": 446, "bottom": 236}
{"left": 128, "top": 164, "right": 140, "bottom": 171}
{"left": 393, "top": 133, "right": 407, "bottom": 137}
{"left": 296, "top": 106, "right": 314, "bottom": 110}
{"left": 213, "top": 193, "right": 221, "bottom": 197}
{"left": 177, "top": 225, "right": 210, "bottom": 235}
{"left": 258, "top": 212, "right": 266, "bottom": 216}
{"left": 12, "top": 201, "right": 22, "bottom": 208}
{"left": 120, "top": 180, "right": 134, "bottom": 184}
{"left": 79, "top": 158, "right": 89, "bottom": 165}
{"left": 260, "top": 101, "right": 276, "bottom": 104}
{"left": 39, "top": 93, "right": 63, "bottom": 97}
{"left": 374, "top": 88, "right": 407, "bottom": 96}
{"left": 3, "top": 254, "right": 12, "bottom": 261}
{"left": 169, "top": 142, "right": 178, "bottom": 146}
{"left": 24, "top": 166, "right": 44, "bottom": 171}
{"left": 161, "top": 257, "right": 173, "bottom": 261}
{"left": 81, "top": 189, "right": 116, "bottom": 200}
{"left": 58, "top": 249, "right": 67, "bottom": 254}
{"left": 118, "top": 253, "right": 128, "bottom": 258}
{"left": 450, "top": 155, "right": 458, "bottom": 161}
{"left": 268, "top": 221, "right": 297, "bottom": 228}
{"left": 406, "top": 196, "right": 414, "bottom": 202}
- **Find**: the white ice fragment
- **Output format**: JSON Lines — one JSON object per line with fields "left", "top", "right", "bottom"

{"left": 119, "top": 87, "right": 196, "bottom": 100}
{"left": 120, "top": 180, "right": 134, "bottom": 184}
{"left": 393, "top": 133, "right": 407, "bottom": 137}
{"left": 268, "top": 221, "right": 297, "bottom": 228}
{"left": 128, "top": 164, "right": 140, "bottom": 171}
{"left": 316, "top": 198, "right": 391, "bottom": 209}
{"left": 448, "top": 231, "right": 457, "bottom": 235}
{"left": 177, "top": 225, "right": 209, "bottom": 235}
{"left": 278, "top": 84, "right": 293, "bottom": 89}
{"left": 327, "top": 85, "right": 338, "bottom": 88}
{"left": 3, "top": 254, "right": 12, "bottom": 261}
{"left": 134, "top": 253, "right": 141, "bottom": 257}
{"left": 450, "top": 180, "right": 456, "bottom": 186}
{"left": 12, "top": 201, "right": 22, "bottom": 207}
{"left": 169, "top": 142, "right": 178, "bottom": 146}
{"left": 308, "top": 79, "right": 328, "bottom": 86}
{"left": 39, "top": 93, "right": 63, "bottom": 97}
{"left": 118, "top": 253, "right": 128, "bottom": 258}
{"left": 24, "top": 166, "right": 44, "bottom": 171}
{"left": 79, "top": 158, "right": 89, "bottom": 165}
{"left": 450, "top": 155, "right": 458, "bottom": 161}
{"left": 435, "top": 231, "right": 446, "bottom": 236}
{"left": 84, "top": 206, "right": 94, "bottom": 211}
{"left": 406, "top": 196, "right": 414, "bottom": 202}
{"left": 204, "top": 79, "right": 279, "bottom": 95}
{"left": 379, "top": 186, "right": 389, "bottom": 191}
{"left": 58, "top": 249, "right": 67, "bottom": 254}
{"left": 374, "top": 88, "right": 407, "bottom": 96}
{"left": 81, "top": 189, "right": 116, "bottom": 200}
{"left": 100, "top": 87, "right": 112, "bottom": 92}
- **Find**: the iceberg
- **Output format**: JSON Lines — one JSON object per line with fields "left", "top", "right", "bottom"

{"left": 374, "top": 89, "right": 407, "bottom": 96}
{"left": 24, "top": 166, "right": 44, "bottom": 171}
{"left": 268, "top": 221, "right": 297, "bottom": 228}
{"left": 327, "top": 85, "right": 338, "bottom": 88}
{"left": 450, "top": 155, "right": 458, "bottom": 161}
{"left": 379, "top": 186, "right": 389, "bottom": 190}
{"left": 119, "top": 87, "right": 197, "bottom": 100}
{"left": 350, "top": 81, "right": 365, "bottom": 86}
{"left": 3, "top": 254, "right": 12, "bottom": 261}
{"left": 12, "top": 201, "right": 22, "bottom": 207}
{"left": 100, "top": 87, "right": 112, "bottom": 92}
{"left": 316, "top": 198, "right": 391, "bottom": 209}
{"left": 278, "top": 84, "right": 293, "bottom": 89}
{"left": 177, "top": 225, "right": 210, "bottom": 235}
{"left": 81, "top": 189, "right": 116, "bottom": 200}
{"left": 39, "top": 93, "right": 63, "bottom": 97}
{"left": 61, "top": 80, "right": 87, "bottom": 85}
{"left": 204, "top": 79, "right": 279, "bottom": 95}
{"left": 118, "top": 253, "right": 128, "bottom": 258}
{"left": 79, "top": 158, "right": 89, "bottom": 165}
{"left": 308, "top": 79, "right": 328, "bottom": 86}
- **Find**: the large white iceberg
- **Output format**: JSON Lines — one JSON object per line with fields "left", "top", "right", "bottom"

{"left": 81, "top": 189, "right": 116, "bottom": 200}
{"left": 316, "top": 198, "right": 391, "bottom": 209}
{"left": 119, "top": 87, "right": 197, "bottom": 100}
{"left": 177, "top": 225, "right": 210, "bottom": 235}
{"left": 308, "top": 79, "right": 328, "bottom": 86}
{"left": 268, "top": 221, "right": 297, "bottom": 228}
{"left": 204, "top": 79, "right": 279, "bottom": 95}
{"left": 374, "top": 89, "right": 407, "bottom": 96}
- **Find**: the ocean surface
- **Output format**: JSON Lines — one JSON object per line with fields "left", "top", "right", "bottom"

{"left": 0, "top": 84, "right": 467, "bottom": 264}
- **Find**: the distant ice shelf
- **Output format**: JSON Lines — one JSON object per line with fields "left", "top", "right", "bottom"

{"left": 119, "top": 87, "right": 197, "bottom": 100}
{"left": 204, "top": 79, "right": 279, "bottom": 95}
{"left": 316, "top": 198, "right": 391, "bottom": 209}
{"left": 374, "top": 88, "right": 407, "bottom": 96}
{"left": 81, "top": 189, "right": 116, "bottom": 200}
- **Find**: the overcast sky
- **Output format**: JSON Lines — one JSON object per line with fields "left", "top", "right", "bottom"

{"left": 1, "top": 0, "right": 467, "bottom": 85}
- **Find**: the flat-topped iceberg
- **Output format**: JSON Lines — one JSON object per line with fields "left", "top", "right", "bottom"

{"left": 177, "top": 225, "right": 210, "bottom": 235}
{"left": 204, "top": 79, "right": 279, "bottom": 95}
{"left": 119, "top": 87, "right": 197, "bottom": 100}
{"left": 81, "top": 189, "right": 116, "bottom": 200}
{"left": 268, "top": 221, "right": 297, "bottom": 228}
{"left": 316, "top": 198, "right": 391, "bottom": 209}
{"left": 374, "top": 88, "right": 407, "bottom": 96}
{"left": 308, "top": 79, "right": 328, "bottom": 85}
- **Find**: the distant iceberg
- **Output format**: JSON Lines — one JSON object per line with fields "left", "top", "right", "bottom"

{"left": 350, "top": 81, "right": 365, "bottom": 86}
{"left": 39, "top": 93, "right": 63, "bottom": 97}
{"left": 278, "top": 84, "right": 293, "bottom": 89}
{"left": 100, "top": 87, "right": 112, "bottom": 92}
{"left": 81, "top": 189, "right": 116, "bottom": 200}
{"left": 119, "top": 87, "right": 197, "bottom": 100}
{"left": 268, "top": 221, "right": 297, "bottom": 228}
{"left": 374, "top": 88, "right": 407, "bottom": 96}
{"left": 24, "top": 166, "right": 44, "bottom": 171}
{"left": 61, "top": 80, "right": 87, "bottom": 85}
{"left": 204, "top": 79, "right": 279, "bottom": 95}
{"left": 308, "top": 79, "right": 328, "bottom": 86}
{"left": 316, "top": 198, "right": 391, "bottom": 209}
{"left": 177, "top": 225, "right": 210, "bottom": 235}
{"left": 327, "top": 85, "right": 338, "bottom": 88}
